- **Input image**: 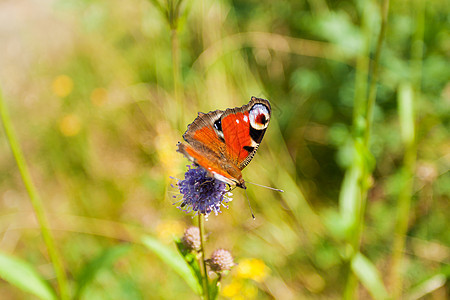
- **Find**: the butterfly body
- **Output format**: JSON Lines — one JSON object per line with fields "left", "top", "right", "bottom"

{"left": 177, "top": 97, "right": 271, "bottom": 189}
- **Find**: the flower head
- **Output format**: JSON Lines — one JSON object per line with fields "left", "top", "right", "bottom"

{"left": 208, "top": 249, "right": 235, "bottom": 273}
{"left": 236, "top": 258, "right": 269, "bottom": 282}
{"left": 182, "top": 226, "right": 201, "bottom": 251}
{"left": 174, "top": 165, "right": 232, "bottom": 217}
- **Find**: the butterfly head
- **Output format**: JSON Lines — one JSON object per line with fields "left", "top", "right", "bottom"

{"left": 237, "top": 178, "right": 246, "bottom": 189}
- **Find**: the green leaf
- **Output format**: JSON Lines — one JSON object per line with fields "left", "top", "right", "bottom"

{"left": 0, "top": 251, "right": 57, "bottom": 300}
{"left": 406, "top": 273, "right": 446, "bottom": 300}
{"left": 142, "top": 235, "right": 202, "bottom": 295}
{"left": 338, "top": 163, "right": 361, "bottom": 237}
{"left": 398, "top": 82, "right": 415, "bottom": 145}
{"left": 322, "top": 209, "right": 350, "bottom": 241}
{"left": 314, "top": 11, "right": 364, "bottom": 56}
{"left": 351, "top": 252, "right": 389, "bottom": 300}
{"left": 75, "top": 244, "right": 132, "bottom": 299}
{"left": 174, "top": 238, "right": 203, "bottom": 288}
{"left": 209, "top": 277, "right": 221, "bottom": 300}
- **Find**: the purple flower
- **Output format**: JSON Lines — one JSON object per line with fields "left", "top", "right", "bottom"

{"left": 173, "top": 165, "right": 232, "bottom": 217}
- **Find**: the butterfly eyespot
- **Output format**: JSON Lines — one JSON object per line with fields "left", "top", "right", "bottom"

{"left": 249, "top": 104, "right": 270, "bottom": 130}
{"left": 255, "top": 114, "right": 267, "bottom": 125}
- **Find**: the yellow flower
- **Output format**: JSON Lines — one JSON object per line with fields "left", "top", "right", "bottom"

{"left": 222, "top": 279, "right": 258, "bottom": 300}
{"left": 242, "top": 284, "right": 258, "bottom": 298}
{"left": 91, "top": 88, "right": 108, "bottom": 106}
{"left": 237, "top": 258, "right": 268, "bottom": 282}
{"left": 52, "top": 75, "right": 73, "bottom": 98}
{"left": 59, "top": 114, "right": 81, "bottom": 136}
{"left": 222, "top": 279, "right": 241, "bottom": 298}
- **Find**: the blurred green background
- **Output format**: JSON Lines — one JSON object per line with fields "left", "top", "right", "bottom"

{"left": 0, "top": 0, "right": 449, "bottom": 299}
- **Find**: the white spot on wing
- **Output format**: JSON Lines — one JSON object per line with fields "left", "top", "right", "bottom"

{"left": 212, "top": 172, "right": 236, "bottom": 186}
{"left": 236, "top": 119, "right": 240, "bottom": 124}
{"left": 217, "top": 130, "right": 225, "bottom": 140}
{"left": 243, "top": 115, "right": 248, "bottom": 122}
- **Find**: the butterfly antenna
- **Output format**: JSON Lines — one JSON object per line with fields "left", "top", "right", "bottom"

{"left": 245, "top": 181, "right": 284, "bottom": 193}
{"left": 244, "top": 188, "right": 256, "bottom": 220}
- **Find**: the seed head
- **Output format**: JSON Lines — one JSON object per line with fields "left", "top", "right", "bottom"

{"left": 208, "top": 249, "right": 235, "bottom": 273}
{"left": 182, "top": 226, "right": 201, "bottom": 251}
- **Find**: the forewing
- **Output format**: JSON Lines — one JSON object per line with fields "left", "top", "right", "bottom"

{"left": 182, "top": 109, "right": 225, "bottom": 157}
{"left": 178, "top": 109, "right": 241, "bottom": 185}
{"left": 219, "top": 97, "right": 271, "bottom": 170}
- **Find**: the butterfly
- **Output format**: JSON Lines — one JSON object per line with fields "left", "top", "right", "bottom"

{"left": 177, "top": 96, "right": 271, "bottom": 189}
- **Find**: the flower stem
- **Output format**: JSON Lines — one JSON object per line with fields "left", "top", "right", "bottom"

{"left": 0, "top": 89, "right": 69, "bottom": 299}
{"left": 198, "top": 214, "right": 210, "bottom": 300}
{"left": 342, "top": 1, "right": 372, "bottom": 297}
{"left": 364, "top": 0, "right": 390, "bottom": 147}
{"left": 343, "top": 0, "right": 390, "bottom": 298}
{"left": 168, "top": 0, "right": 184, "bottom": 130}
{"left": 171, "top": 27, "right": 183, "bottom": 125}
{"left": 389, "top": 0, "right": 423, "bottom": 297}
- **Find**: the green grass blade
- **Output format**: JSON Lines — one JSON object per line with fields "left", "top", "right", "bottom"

{"left": 338, "top": 162, "right": 361, "bottom": 238}
{"left": 0, "top": 251, "right": 57, "bottom": 300}
{"left": 75, "top": 244, "right": 132, "bottom": 299}
{"left": 398, "top": 82, "right": 415, "bottom": 145}
{"left": 0, "top": 88, "right": 69, "bottom": 299}
{"left": 406, "top": 273, "right": 447, "bottom": 300}
{"left": 351, "top": 252, "right": 389, "bottom": 300}
{"left": 142, "top": 235, "right": 202, "bottom": 295}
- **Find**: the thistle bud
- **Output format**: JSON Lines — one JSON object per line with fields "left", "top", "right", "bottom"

{"left": 182, "top": 226, "right": 201, "bottom": 251}
{"left": 208, "top": 249, "right": 235, "bottom": 272}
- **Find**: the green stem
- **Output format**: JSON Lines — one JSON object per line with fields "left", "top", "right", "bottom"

{"left": 0, "top": 90, "right": 69, "bottom": 299}
{"left": 171, "top": 27, "right": 183, "bottom": 127}
{"left": 356, "top": 0, "right": 390, "bottom": 263}
{"left": 343, "top": 0, "right": 390, "bottom": 298}
{"left": 149, "top": 0, "right": 184, "bottom": 129}
{"left": 390, "top": 138, "right": 416, "bottom": 298}
{"left": 390, "top": 0, "right": 424, "bottom": 297}
{"left": 198, "top": 214, "right": 210, "bottom": 300}
{"left": 169, "top": 0, "right": 184, "bottom": 130}
{"left": 364, "top": 0, "right": 390, "bottom": 147}
{"left": 342, "top": 1, "right": 372, "bottom": 297}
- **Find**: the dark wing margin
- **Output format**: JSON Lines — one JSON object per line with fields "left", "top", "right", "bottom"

{"left": 182, "top": 109, "right": 224, "bottom": 144}
{"left": 238, "top": 135, "right": 264, "bottom": 170}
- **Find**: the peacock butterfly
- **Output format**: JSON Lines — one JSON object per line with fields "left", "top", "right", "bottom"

{"left": 177, "top": 96, "right": 271, "bottom": 189}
